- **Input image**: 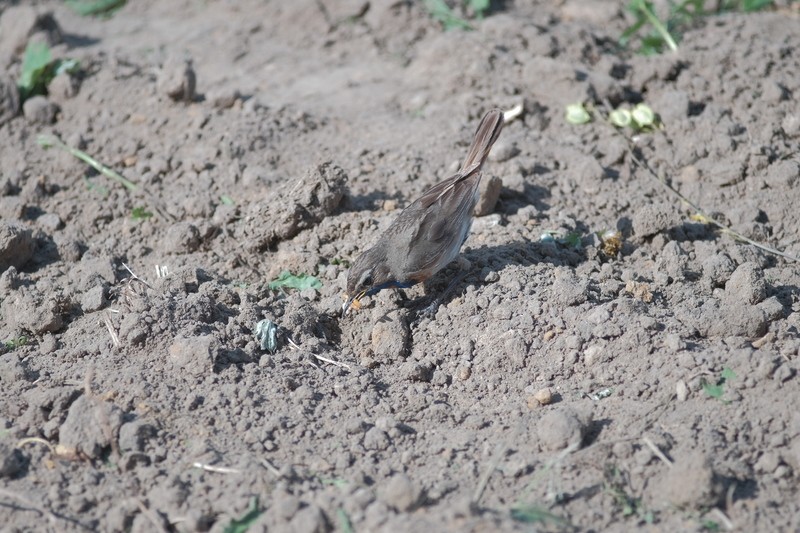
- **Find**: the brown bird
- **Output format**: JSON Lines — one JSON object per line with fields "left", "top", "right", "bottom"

{"left": 343, "top": 109, "right": 504, "bottom": 316}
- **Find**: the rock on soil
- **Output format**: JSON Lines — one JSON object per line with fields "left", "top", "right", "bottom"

{"left": 59, "top": 395, "right": 124, "bottom": 459}
{"left": 653, "top": 451, "right": 724, "bottom": 510}
{"left": 240, "top": 162, "right": 348, "bottom": 251}
{"left": 0, "top": 222, "right": 34, "bottom": 271}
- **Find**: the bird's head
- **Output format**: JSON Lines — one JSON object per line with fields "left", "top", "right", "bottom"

{"left": 342, "top": 249, "right": 392, "bottom": 316}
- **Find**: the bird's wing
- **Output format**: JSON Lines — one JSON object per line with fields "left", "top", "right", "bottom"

{"left": 399, "top": 171, "right": 481, "bottom": 280}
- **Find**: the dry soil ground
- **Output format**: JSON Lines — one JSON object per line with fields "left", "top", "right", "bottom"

{"left": 1, "top": 1, "right": 800, "bottom": 532}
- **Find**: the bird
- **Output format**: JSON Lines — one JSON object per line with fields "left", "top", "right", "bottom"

{"left": 343, "top": 108, "right": 504, "bottom": 317}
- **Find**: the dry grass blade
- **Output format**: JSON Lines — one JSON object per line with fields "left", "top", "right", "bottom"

{"left": 122, "top": 262, "right": 154, "bottom": 290}
{"left": 599, "top": 100, "right": 799, "bottom": 263}
{"left": 287, "top": 336, "right": 351, "bottom": 370}
{"left": 103, "top": 312, "right": 120, "bottom": 347}
{"left": 136, "top": 499, "right": 168, "bottom": 533}
{"left": 16, "top": 437, "right": 56, "bottom": 453}
{"left": 472, "top": 441, "right": 508, "bottom": 507}
{"left": 192, "top": 462, "right": 242, "bottom": 474}
{"left": 641, "top": 436, "right": 673, "bottom": 467}
{"left": 260, "top": 457, "right": 284, "bottom": 478}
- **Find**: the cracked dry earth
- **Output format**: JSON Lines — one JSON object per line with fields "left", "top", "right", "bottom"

{"left": 1, "top": 1, "right": 800, "bottom": 532}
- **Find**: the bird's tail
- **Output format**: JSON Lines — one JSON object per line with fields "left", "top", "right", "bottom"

{"left": 459, "top": 109, "right": 504, "bottom": 176}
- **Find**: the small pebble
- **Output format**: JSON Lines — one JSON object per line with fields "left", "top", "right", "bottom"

{"left": 378, "top": 474, "right": 419, "bottom": 512}
{"left": 363, "top": 427, "right": 390, "bottom": 451}
{"left": 22, "top": 95, "right": 57, "bottom": 124}
{"left": 533, "top": 387, "right": 553, "bottom": 405}
{"left": 474, "top": 175, "right": 502, "bottom": 216}
{"left": 676, "top": 379, "right": 689, "bottom": 401}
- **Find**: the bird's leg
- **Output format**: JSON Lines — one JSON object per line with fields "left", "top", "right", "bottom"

{"left": 418, "top": 257, "right": 472, "bottom": 319}
{"left": 394, "top": 288, "right": 410, "bottom": 303}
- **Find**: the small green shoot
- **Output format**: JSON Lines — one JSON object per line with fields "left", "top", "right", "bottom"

{"left": 604, "top": 465, "right": 654, "bottom": 522}
{"left": 609, "top": 108, "right": 632, "bottom": 128}
{"left": 467, "top": 0, "right": 490, "bottom": 17}
{"left": 423, "top": 0, "right": 473, "bottom": 30}
{"left": 701, "top": 518, "right": 722, "bottom": 531}
{"left": 702, "top": 367, "right": 737, "bottom": 402}
{"left": 223, "top": 497, "right": 262, "bottom": 533}
{"left": 18, "top": 42, "right": 52, "bottom": 101}
{"left": 268, "top": 271, "right": 323, "bottom": 292}
{"left": 66, "top": 0, "right": 127, "bottom": 17}
{"left": 621, "top": 0, "right": 777, "bottom": 55}
{"left": 330, "top": 258, "right": 351, "bottom": 268}
{"left": 565, "top": 103, "right": 591, "bottom": 125}
{"left": 37, "top": 134, "right": 138, "bottom": 192}
{"left": 4, "top": 337, "right": 28, "bottom": 350}
{"left": 510, "top": 504, "right": 570, "bottom": 526}
{"left": 622, "top": 0, "right": 679, "bottom": 55}
{"left": 337, "top": 508, "right": 355, "bottom": 533}
{"left": 609, "top": 104, "right": 658, "bottom": 131}
{"left": 319, "top": 477, "right": 349, "bottom": 489}
{"left": 17, "top": 42, "right": 81, "bottom": 102}
{"left": 220, "top": 195, "right": 235, "bottom": 206}
{"left": 131, "top": 207, "right": 153, "bottom": 220}
{"left": 631, "top": 103, "right": 655, "bottom": 127}
{"left": 539, "top": 230, "right": 583, "bottom": 249}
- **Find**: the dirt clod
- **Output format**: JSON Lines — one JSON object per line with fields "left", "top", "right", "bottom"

{"left": 537, "top": 407, "right": 590, "bottom": 452}
{"left": 632, "top": 204, "right": 678, "bottom": 239}
{"left": 379, "top": 474, "right": 420, "bottom": 512}
{"left": 725, "top": 261, "right": 767, "bottom": 304}
{"left": 22, "top": 95, "right": 57, "bottom": 124}
{"left": 59, "top": 395, "right": 124, "bottom": 459}
{"left": 0, "top": 222, "right": 34, "bottom": 271}
{"left": 654, "top": 451, "right": 723, "bottom": 510}
{"left": 474, "top": 175, "right": 502, "bottom": 216}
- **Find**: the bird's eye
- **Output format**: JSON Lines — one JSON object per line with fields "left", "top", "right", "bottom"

{"left": 361, "top": 275, "right": 373, "bottom": 288}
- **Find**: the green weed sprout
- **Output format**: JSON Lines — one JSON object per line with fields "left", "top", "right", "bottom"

{"left": 37, "top": 134, "right": 138, "bottom": 191}
{"left": 565, "top": 103, "right": 591, "bottom": 125}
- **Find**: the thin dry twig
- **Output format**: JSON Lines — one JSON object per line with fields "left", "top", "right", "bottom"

{"left": 472, "top": 441, "right": 510, "bottom": 506}
{"left": 136, "top": 499, "right": 168, "bottom": 533}
{"left": 711, "top": 507, "right": 734, "bottom": 531}
{"left": 191, "top": 462, "right": 242, "bottom": 474}
{"left": 16, "top": 437, "right": 56, "bottom": 454}
{"left": 103, "top": 312, "right": 120, "bottom": 347}
{"left": 287, "top": 336, "right": 351, "bottom": 370}
{"left": 260, "top": 457, "right": 283, "bottom": 478}
{"left": 642, "top": 436, "right": 673, "bottom": 467}
{"left": 598, "top": 100, "right": 799, "bottom": 263}
{"left": 0, "top": 487, "right": 89, "bottom": 530}
{"left": 122, "top": 262, "right": 154, "bottom": 290}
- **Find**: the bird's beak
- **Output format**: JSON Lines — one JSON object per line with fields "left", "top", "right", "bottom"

{"left": 341, "top": 291, "right": 366, "bottom": 317}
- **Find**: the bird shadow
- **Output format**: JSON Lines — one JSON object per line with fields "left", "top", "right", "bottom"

{"left": 401, "top": 236, "right": 592, "bottom": 315}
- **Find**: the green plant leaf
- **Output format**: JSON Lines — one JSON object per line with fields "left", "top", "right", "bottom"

{"left": 702, "top": 380, "right": 724, "bottom": 399}
{"left": 423, "top": 0, "right": 472, "bottom": 30}
{"left": 337, "top": 508, "right": 354, "bottom": 533}
{"left": 609, "top": 108, "right": 632, "bottom": 128}
{"left": 468, "top": 0, "right": 490, "bottom": 17}
{"left": 632, "top": 104, "right": 655, "bottom": 127}
{"left": 565, "top": 103, "right": 591, "bottom": 124}
{"left": 131, "top": 207, "right": 153, "bottom": 220}
{"left": 268, "top": 271, "right": 323, "bottom": 291}
{"left": 18, "top": 41, "right": 52, "bottom": 99}
{"left": 721, "top": 367, "right": 737, "bottom": 381}
{"left": 66, "top": 0, "right": 127, "bottom": 16}
{"left": 223, "top": 497, "right": 261, "bottom": 533}
{"left": 511, "top": 504, "right": 568, "bottom": 525}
